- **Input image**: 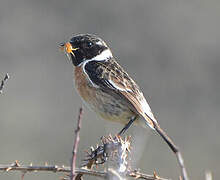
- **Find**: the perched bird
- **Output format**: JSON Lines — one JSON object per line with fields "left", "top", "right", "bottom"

{"left": 60, "top": 34, "right": 178, "bottom": 154}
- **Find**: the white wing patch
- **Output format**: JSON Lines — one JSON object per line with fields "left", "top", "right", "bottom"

{"left": 108, "top": 79, "right": 132, "bottom": 92}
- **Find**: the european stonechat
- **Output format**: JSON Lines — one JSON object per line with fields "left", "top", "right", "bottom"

{"left": 60, "top": 34, "right": 178, "bottom": 154}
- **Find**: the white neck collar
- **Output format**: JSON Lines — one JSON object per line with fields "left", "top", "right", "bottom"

{"left": 78, "top": 49, "right": 113, "bottom": 66}
{"left": 91, "top": 49, "right": 113, "bottom": 61}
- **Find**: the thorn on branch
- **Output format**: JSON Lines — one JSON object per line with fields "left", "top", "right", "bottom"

{"left": 6, "top": 160, "right": 20, "bottom": 172}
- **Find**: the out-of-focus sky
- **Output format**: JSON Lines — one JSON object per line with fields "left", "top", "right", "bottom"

{"left": 0, "top": 0, "right": 220, "bottom": 179}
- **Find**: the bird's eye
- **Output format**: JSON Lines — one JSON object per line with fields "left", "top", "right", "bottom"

{"left": 87, "top": 42, "right": 93, "bottom": 47}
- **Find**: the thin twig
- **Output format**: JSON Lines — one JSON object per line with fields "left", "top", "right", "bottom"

{"left": 176, "top": 151, "right": 188, "bottom": 180}
{"left": 0, "top": 73, "right": 9, "bottom": 94}
{"left": 154, "top": 122, "right": 189, "bottom": 180}
{"left": 128, "top": 170, "right": 170, "bottom": 180}
{"left": 0, "top": 162, "right": 169, "bottom": 180}
{"left": 70, "top": 107, "right": 83, "bottom": 180}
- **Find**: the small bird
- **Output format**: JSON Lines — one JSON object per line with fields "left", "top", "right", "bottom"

{"left": 60, "top": 34, "right": 178, "bottom": 154}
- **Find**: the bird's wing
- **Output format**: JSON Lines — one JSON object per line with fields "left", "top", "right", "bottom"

{"left": 84, "top": 59, "right": 157, "bottom": 128}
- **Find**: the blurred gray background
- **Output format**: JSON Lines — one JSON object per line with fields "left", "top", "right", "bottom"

{"left": 0, "top": 0, "right": 220, "bottom": 179}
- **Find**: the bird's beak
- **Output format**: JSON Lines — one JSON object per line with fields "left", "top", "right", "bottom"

{"left": 59, "top": 42, "right": 79, "bottom": 56}
{"left": 59, "top": 42, "right": 65, "bottom": 52}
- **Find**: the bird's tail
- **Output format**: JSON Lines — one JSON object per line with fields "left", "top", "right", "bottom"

{"left": 143, "top": 113, "right": 179, "bottom": 154}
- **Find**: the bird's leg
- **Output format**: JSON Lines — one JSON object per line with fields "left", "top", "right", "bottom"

{"left": 118, "top": 116, "right": 137, "bottom": 136}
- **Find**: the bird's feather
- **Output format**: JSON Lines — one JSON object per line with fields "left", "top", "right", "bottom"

{"left": 84, "top": 58, "right": 157, "bottom": 128}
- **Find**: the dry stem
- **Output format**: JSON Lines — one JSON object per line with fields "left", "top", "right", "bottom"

{"left": 154, "top": 122, "right": 189, "bottom": 180}
{"left": 70, "top": 107, "right": 83, "bottom": 180}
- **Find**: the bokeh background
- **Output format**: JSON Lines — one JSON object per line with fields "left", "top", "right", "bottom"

{"left": 0, "top": 0, "right": 220, "bottom": 179}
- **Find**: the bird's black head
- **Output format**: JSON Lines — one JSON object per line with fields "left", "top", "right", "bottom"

{"left": 60, "top": 34, "right": 112, "bottom": 66}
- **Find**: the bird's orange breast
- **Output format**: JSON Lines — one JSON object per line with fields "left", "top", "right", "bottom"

{"left": 74, "top": 65, "right": 97, "bottom": 103}
{"left": 74, "top": 65, "right": 136, "bottom": 124}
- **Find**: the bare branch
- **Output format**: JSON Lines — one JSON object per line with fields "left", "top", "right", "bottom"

{"left": 128, "top": 170, "right": 169, "bottom": 180}
{"left": 176, "top": 151, "right": 188, "bottom": 180}
{"left": 154, "top": 123, "right": 189, "bottom": 180}
{"left": 82, "top": 135, "right": 170, "bottom": 180}
{"left": 0, "top": 73, "right": 9, "bottom": 94}
{"left": 70, "top": 107, "right": 83, "bottom": 180}
{"left": 0, "top": 162, "right": 169, "bottom": 180}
